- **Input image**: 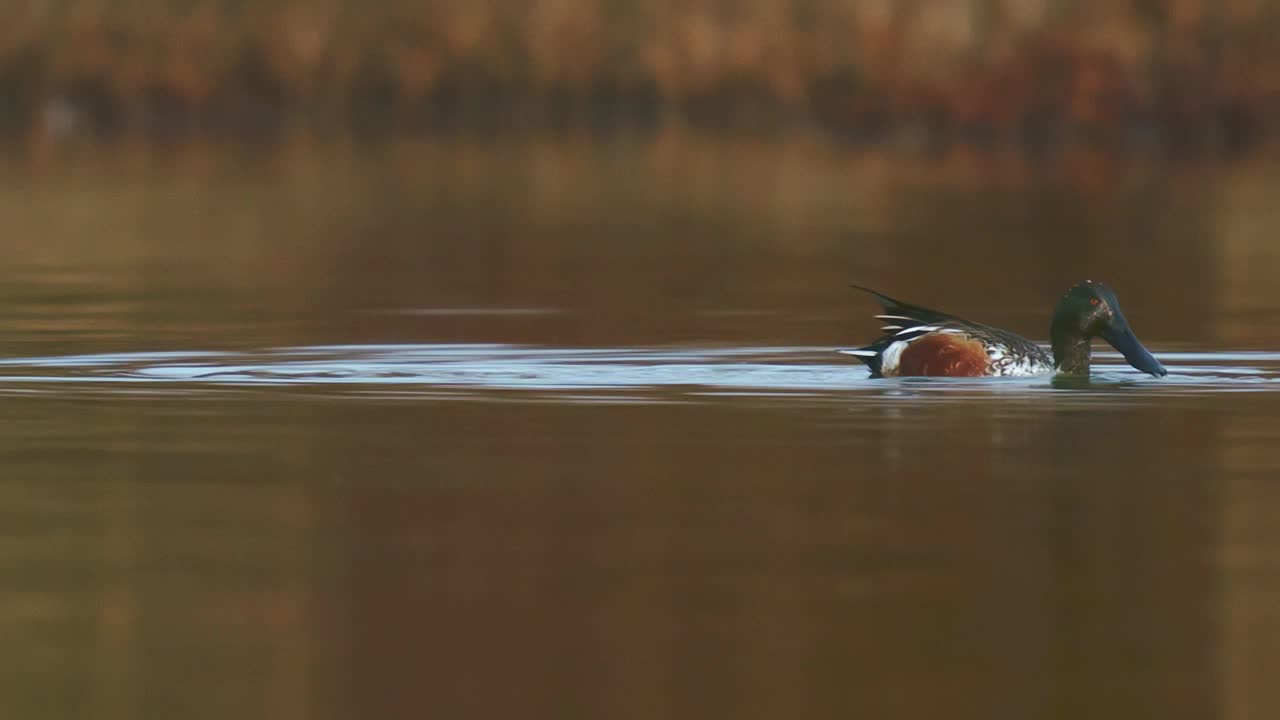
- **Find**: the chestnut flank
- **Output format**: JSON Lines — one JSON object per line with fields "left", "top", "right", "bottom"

{"left": 894, "top": 334, "right": 989, "bottom": 377}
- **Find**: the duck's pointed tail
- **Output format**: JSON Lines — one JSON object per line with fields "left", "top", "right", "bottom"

{"left": 837, "top": 346, "right": 884, "bottom": 376}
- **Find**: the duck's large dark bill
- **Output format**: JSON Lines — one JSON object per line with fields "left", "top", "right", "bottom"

{"left": 1101, "top": 323, "right": 1167, "bottom": 377}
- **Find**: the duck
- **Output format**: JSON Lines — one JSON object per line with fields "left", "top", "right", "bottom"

{"left": 841, "top": 280, "right": 1167, "bottom": 378}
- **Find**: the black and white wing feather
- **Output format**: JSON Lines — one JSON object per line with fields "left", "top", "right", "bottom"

{"left": 839, "top": 285, "right": 1052, "bottom": 377}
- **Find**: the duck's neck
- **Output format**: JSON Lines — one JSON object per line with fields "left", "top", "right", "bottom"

{"left": 1052, "top": 333, "right": 1091, "bottom": 375}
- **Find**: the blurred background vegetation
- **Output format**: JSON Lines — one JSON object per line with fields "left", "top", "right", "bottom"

{"left": 0, "top": 0, "right": 1275, "bottom": 153}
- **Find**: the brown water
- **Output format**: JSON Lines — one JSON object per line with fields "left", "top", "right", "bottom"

{"left": 0, "top": 136, "right": 1279, "bottom": 720}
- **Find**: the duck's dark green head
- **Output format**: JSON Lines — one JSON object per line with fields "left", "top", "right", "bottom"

{"left": 1050, "top": 281, "right": 1167, "bottom": 377}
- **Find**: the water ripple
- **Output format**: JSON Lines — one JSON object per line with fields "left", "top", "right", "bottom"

{"left": 0, "top": 345, "right": 1275, "bottom": 402}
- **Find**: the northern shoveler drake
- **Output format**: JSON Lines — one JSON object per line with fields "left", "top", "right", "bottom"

{"left": 841, "top": 281, "right": 1167, "bottom": 378}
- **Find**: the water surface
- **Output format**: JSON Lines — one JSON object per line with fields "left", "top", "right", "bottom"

{"left": 0, "top": 137, "right": 1278, "bottom": 720}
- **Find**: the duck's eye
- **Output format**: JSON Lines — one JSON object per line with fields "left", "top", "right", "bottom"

{"left": 1089, "top": 298, "right": 1100, "bottom": 306}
